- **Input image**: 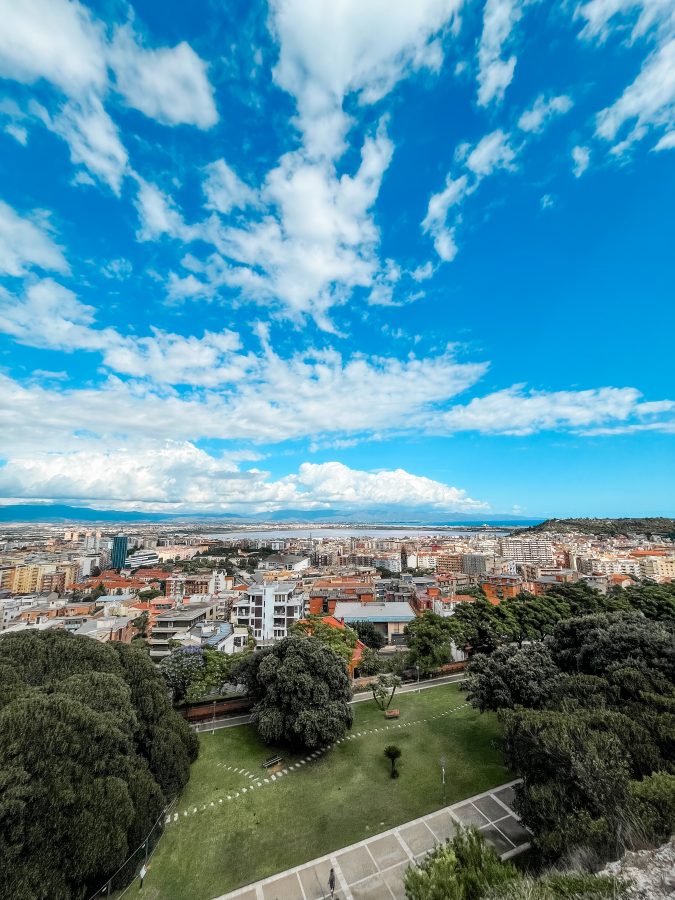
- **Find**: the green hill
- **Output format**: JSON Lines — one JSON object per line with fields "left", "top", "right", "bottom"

{"left": 520, "top": 517, "right": 675, "bottom": 537}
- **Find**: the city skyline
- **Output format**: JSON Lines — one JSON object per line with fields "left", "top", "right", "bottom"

{"left": 0, "top": 0, "right": 674, "bottom": 519}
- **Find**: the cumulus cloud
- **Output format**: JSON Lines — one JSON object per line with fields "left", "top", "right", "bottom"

{"left": 477, "top": 0, "right": 524, "bottom": 106}
{"left": 0, "top": 0, "right": 106, "bottom": 96}
{"left": 518, "top": 94, "right": 574, "bottom": 132}
{"left": 109, "top": 25, "right": 218, "bottom": 129}
{"left": 167, "top": 118, "right": 396, "bottom": 325}
{"left": 270, "top": 0, "right": 462, "bottom": 158}
{"left": 0, "top": 447, "right": 487, "bottom": 513}
{"left": 0, "top": 200, "right": 68, "bottom": 276}
{"left": 0, "top": 0, "right": 217, "bottom": 190}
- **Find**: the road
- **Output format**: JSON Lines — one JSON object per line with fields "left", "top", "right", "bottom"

{"left": 193, "top": 672, "right": 467, "bottom": 733}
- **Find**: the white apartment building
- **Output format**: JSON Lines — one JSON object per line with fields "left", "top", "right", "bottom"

{"left": 498, "top": 538, "right": 555, "bottom": 566}
{"left": 578, "top": 557, "right": 641, "bottom": 577}
{"left": 232, "top": 580, "right": 304, "bottom": 644}
{"left": 125, "top": 549, "right": 161, "bottom": 569}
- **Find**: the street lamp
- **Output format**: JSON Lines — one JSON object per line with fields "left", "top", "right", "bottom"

{"left": 440, "top": 755, "right": 447, "bottom": 805}
{"left": 416, "top": 665, "right": 420, "bottom": 693}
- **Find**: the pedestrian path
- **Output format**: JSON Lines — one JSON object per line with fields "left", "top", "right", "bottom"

{"left": 167, "top": 703, "right": 473, "bottom": 826}
{"left": 214, "top": 780, "right": 530, "bottom": 900}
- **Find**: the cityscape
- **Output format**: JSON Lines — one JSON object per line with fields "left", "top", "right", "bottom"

{"left": 0, "top": 0, "right": 674, "bottom": 899}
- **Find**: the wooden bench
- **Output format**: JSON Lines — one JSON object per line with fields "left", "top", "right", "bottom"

{"left": 385, "top": 709, "right": 400, "bottom": 719}
{"left": 262, "top": 755, "right": 283, "bottom": 769}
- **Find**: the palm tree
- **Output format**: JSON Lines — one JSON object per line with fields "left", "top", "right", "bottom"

{"left": 384, "top": 744, "right": 401, "bottom": 778}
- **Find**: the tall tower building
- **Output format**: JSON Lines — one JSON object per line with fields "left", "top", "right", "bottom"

{"left": 111, "top": 533, "right": 128, "bottom": 570}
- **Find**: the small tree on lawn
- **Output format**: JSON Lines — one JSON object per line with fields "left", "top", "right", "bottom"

{"left": 384, "top": 744, "right": 401, "bottom": 778}
{"left": 372, "top": 673, "right": 401, "bottom": 710}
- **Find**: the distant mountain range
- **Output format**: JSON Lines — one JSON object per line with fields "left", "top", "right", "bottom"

{"left": 0, "top": 503, "right": 540, "bottom": 526}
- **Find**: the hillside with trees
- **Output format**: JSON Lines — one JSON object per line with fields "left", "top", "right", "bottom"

{"left": 0, "top": 631, "right": 198, "bottom": 900}
{"left": 519, "top": 517, "right": 675, "bottom": 537}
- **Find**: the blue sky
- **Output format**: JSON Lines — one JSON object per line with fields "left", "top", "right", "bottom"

{"left": 0, "top": 0, "right": 673, "bottom": 518}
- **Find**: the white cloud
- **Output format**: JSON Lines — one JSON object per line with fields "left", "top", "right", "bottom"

{"left": 576, "top": 0, "right": 674, "bottom": 44}
{"left": 595, "top": 38, "right": 675, "bottom": 153}
{"left": 0, "top": 447, "right": 487, "bottom": 513}
{"left": 109, "top": 25, "right": 218, "bottom": 129}
{"left": 654, "top": 130, "right": 675, "bottom": 149}
{"left": 203, "top": 160, "right": 259, "bottom": 214}
{"left": 46, "top": 96, "right": 129, "bottom": 194}
{"left": 466, "top": 129, "right": 517, "bottom": 176}
{"left": 572, "top": 145, "right": 591, "bottom": 176}
{"left": 423, "top": 130, "right": 517, "bottom": 262}
{"left": 0, "top": 0, "right": 217, "bottom": 190}
{"left": 0, "top": 200, "right": 68, "bottom": 276}
{"left": 181, "top": 119, "right": 395, "bottom": 324}
{"left": 439, "top": 385, "right": 671, "bottom": 434}
{"left": 477, "top": 0, "right": 524, "bottom": 106}
{"left": 134, "top": 178, "right": 197, "bottom": 242}
{"left": 285, "top": 461, "right": 487, "bottom": 510}
{"left": 270, "top": 0, "right": 463, "bottom": 158}
{"left": 0, "top": 0, "right": 106, "bottom": 96}
{"left": 518, "top": 94, "right": 574, "bottom": 132}
{"left": 411, "top": 261, "right": 435, "bottom": 281}
{"left": 422, "top": 174, "right": 469, "bottom": 262}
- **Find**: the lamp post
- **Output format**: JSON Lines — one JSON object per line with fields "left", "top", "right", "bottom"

{"left": 416, "top": 664, "right": 420, "bottom": 693}
{"left": 440, "top": 755, "right": 447, "bottom": 806}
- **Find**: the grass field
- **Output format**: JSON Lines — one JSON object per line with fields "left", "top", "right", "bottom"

{"left": 142, "top": 683, "right": 509, "bottom": 900}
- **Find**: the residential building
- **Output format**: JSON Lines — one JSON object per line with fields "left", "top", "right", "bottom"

{"left": 332, "top": 600, "right": 416, "bottom": 644}
{"left": 498, "top": 538, "right": 555, "bottom": 566}
{"left": 126, "top": 549, "right": 160, "bottom": 569}
{"left": 148, "top": 601, "right": 220, "bottom": 659}
{"left": 231, "top": 580, "right": 303, "bottom": 644}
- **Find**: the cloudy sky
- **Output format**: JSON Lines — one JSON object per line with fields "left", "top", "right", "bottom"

{"left": 0, "top": 0, "right": 673, "bottom": 518}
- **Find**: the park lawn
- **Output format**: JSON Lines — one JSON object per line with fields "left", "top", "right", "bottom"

{"left": 143, "top": 683, "right": 509, "bottom": 900}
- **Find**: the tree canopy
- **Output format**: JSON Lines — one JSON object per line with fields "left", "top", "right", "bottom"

{"left": 232, "top": 635, "right": 353, "bottom": 749}
{"left": 464, "top": 604, "right": 675, "bottom": 863}
{"left": 159, "top": 646, "right": 236, "bottom": 704}
{"left": 290, "top": 616, "right": 358, "bottom": 664}
{"left": 351, "top": 619, "right": 386, "bottom": 649}
{"left": 0, "top": 630, "right": 197, "bottom": 900}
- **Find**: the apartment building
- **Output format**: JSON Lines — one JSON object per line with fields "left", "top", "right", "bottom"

{"left": 232, "top": 581, "right": 303, "bottom": 644}
{"left": 498, "top": 538, "right": 555, "bottom": 566}
{"left": 148, "top": 601, "right": 220, "bottom": 658}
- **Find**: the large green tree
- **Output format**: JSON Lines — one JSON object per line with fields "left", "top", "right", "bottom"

{"left": 0, "top": 631, "right": 197, "bottom": 900}
{"left": 405, "top": 612, "right": 458, "bottom": 671}
{"left": 232, "top": 635, "right": 353, "bottom": 748}
{"left": 291, "top": 616, "right": 358, "bottom": 665}
{"left": 351, "top": 619, "right": 386, "bottom": 649}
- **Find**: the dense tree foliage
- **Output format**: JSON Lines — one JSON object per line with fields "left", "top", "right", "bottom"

{"left": 0, "top": 631, "right": 197, "bottom": 900}
{"left": 403, "top": 827, "right": 621, "bottom": 900}
{"left": 463, "top": 602, "right": 675, "bottom": 863}
{"left": 351, "top": 619, "right": 386, "bottom": 649}
{"left": 232, "top": 635, "right": 352, "bottom": 749}
{"left": 159, "top": 646, "right": 236, "bottom": 703}
{"left": 291, "top": 616, "right": 358, "bottom": 664}
{"left": 357, "top": 647, "right": 383, "bottom": 676}
{"left": 405, "top": 612, "right": 457, "bottom": 671}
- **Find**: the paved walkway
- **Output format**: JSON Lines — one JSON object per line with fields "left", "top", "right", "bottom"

{"left": 215, "top": 780, "right": 529, "bottom": 900}
{"left": 193, "top": 674, "right": 466, "bottom": 733}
